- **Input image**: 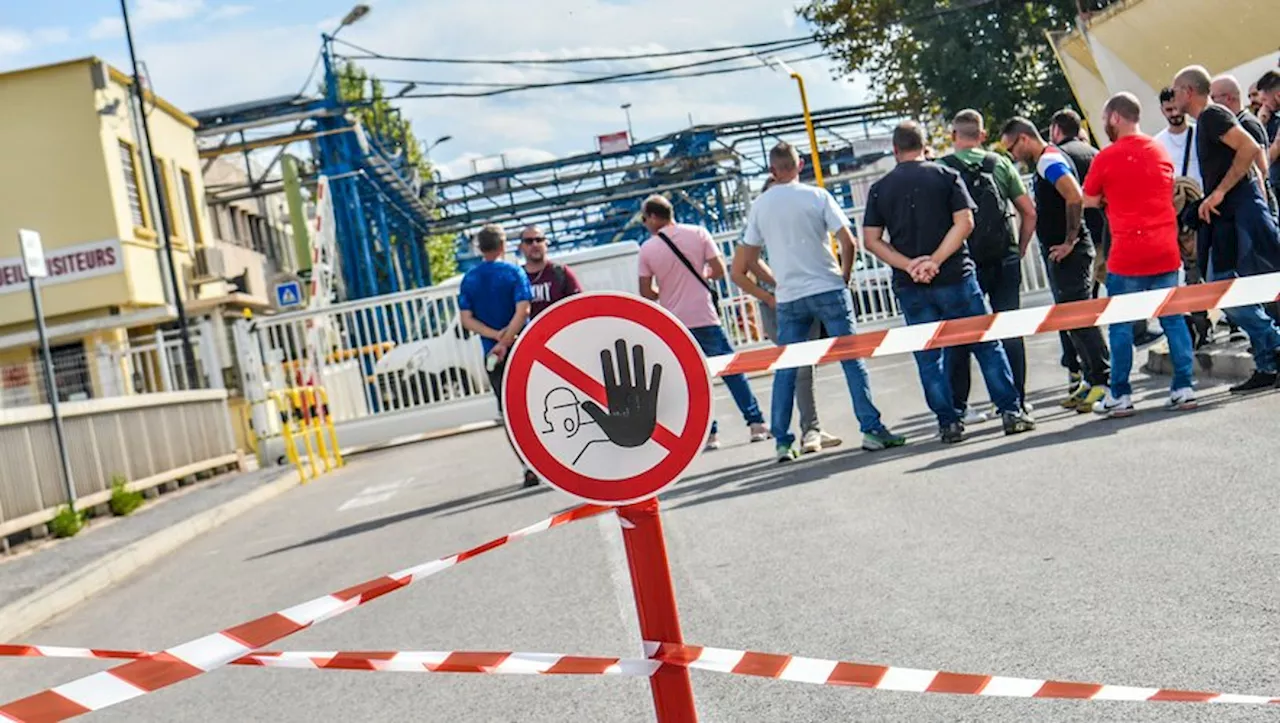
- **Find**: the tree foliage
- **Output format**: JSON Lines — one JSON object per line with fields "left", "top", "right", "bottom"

{"left": 335, "top": 61, "right": 458, "bottom": 283}
{"left": 800, "top": 0, "right": 1087, "bottom": 129}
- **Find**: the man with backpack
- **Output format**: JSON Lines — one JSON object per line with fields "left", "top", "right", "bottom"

{"left": 637, "top": 195, "right": 769, "bottom": 451}
{"left": 862, "top": 121, "right": 1035, "bottom": 444}
{"left": 940, "top": 109, "right": 1038, "bottom": 422}
{"left": 520, "top": 225, "right": 583, "bottom": 319}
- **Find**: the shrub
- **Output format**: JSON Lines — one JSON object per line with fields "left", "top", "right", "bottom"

{"left": 49, "top": 505, "right": 85, "bottom": 538}
{"left": 108, "top": 477, "right": 144, "bottom": 517}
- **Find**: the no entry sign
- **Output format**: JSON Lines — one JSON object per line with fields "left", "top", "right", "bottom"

{"left": 503, "top": 292, "right": 713, "bottom": 506}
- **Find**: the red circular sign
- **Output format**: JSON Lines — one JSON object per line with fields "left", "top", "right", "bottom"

{"left": 503, "top": 293, "right": 712, "bottom": 506}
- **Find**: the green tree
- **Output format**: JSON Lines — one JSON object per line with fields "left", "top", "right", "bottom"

{"left": 335, "top": 61, "right": 458, "bottom": 283}
{"left": 800, "top": 0, "right": 1087, "bottom": 129}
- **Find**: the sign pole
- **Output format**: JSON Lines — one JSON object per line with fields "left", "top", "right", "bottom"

{"left": 618, "top": 498, "right": 698, "bottom": 722}
{"left": 19, "top": 230, "right": 77, "bottom": 511}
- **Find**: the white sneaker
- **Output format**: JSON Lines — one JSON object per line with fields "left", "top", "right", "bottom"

{"left": 1166, "top": 387, "right": 1198, "bottom": 411}
{"left": 748, "top": 423, "right": 770, "bottom": 443}
{"left": 1092, "top": 392, "right": 1134, "bottom": 418}
{"left": 800, "top": 429, "right": 822, "bottom": 454}
{"left": 704, "top": 433, "right": 721, "bottom": 451}
{"left": 818, "top": 431, "right": 843, "bottom": 449}
{"left": 961, "top": 408, "right": 989, "bottom": 425}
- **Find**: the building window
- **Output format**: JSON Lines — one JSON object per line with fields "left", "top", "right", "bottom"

{"left": 154, "top": 157, "right": 177, "bottom": 239}
{"left": 179, "top": 169, "right": 204, "bottom": 245}
{"left": 210, "top": 204, "right": 223, "bottom": 240}
{"left": 118, "top": 139, "right": 149, "bottom": 229}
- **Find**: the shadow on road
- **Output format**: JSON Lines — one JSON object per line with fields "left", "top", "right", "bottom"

{"left": 249, "top": 483, "right": 545, "bottom": 559}
{"left": 665, "top": 382, "right": 1265, "bottom": 510}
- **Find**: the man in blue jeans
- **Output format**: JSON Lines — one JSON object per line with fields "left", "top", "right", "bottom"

{"left": 1083, "top": 92, "right": 1197, "bottom": 416}
{"left": 862, "top": 121, "right": 1035, "bottom": 443}
{"left": 733, "top": 142, "right": 905, "bottom": 462}
{"left": 1175, "top": 65, "right": 1280, "bottom": 391}
{"left": 637, "top": 195, "right": 768, "bottom": 450}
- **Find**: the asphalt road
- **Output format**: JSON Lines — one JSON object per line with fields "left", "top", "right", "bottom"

{"left": 3, "top": 335, "right": 1279, "bottom": 722}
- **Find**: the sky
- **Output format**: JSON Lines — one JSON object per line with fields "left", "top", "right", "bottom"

{"left": 0, "top": 0, "right": 869, "bottom": 179}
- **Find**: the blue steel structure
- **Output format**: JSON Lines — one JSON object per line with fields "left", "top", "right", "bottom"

{"left": 193, "top": 33, "right": 901, "bottom": 295}
{"left": 429, "top": 102, "right": 901, "bottom": 272}
{"left": 192, "top": 35, "right": 438, "bottom": 301}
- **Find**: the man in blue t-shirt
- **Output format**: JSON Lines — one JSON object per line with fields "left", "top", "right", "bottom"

{"left": 458, "top": 223, "right": 535, "bottom": 485}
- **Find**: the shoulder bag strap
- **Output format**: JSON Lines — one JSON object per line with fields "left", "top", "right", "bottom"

{"left": 1181, "top": 127, "right": 1194, "bottom": 178}
{"left": 656, "top": 231, "right": 719, "bottom": 306}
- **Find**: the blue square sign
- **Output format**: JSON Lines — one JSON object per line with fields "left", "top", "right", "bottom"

{"left": 274, "top": 280, "right": 303, "bottom": 308}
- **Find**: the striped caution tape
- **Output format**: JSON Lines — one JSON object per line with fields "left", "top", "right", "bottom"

{"left": 0, "top": 504, "right": 609, "bottom": 723}
{"left": 6, "top": 641, "right": 1279, "bottom": 705}
{"left": 706, "top": 272, "right": 1280, "bottom": 376}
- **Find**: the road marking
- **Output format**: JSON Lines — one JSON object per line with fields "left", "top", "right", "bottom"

{"left": 337, "top": 478, "right": 414, "bottom": 512}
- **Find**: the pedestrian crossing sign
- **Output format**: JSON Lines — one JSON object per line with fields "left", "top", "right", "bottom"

{"left": 274, "top": 280, "right": 303, "bottom": 308}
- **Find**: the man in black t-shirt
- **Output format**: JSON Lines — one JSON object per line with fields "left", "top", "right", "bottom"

{"left": 1211, "top": 74, "right": 1276, "bottom": 214}
{"left": 1174, "top": 65, "right": 1280, "bottom": 392}
{"left": 862, "top": 121, "right": 1035, "bottom": 443}
{"left": 1258, "top": 70, "right": 1280, "bottom": 207}
{"left": 1001, "top": 117, "right": 1112, "bottom": 411}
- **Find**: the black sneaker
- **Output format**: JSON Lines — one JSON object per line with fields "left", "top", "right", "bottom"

{"left": 1133, "top": 329, "right": 1165, "bottom": 348}
{"left": 1002, "top": 410, "right": 1037, "bottom": 435}
{"left": 522, "top": 470, "right": 540, "bottom": 488}
{"left": 1229, "top": 371, "right": 1278, "bottom": 394}
{"left": 940, "top": 422, "right": 965, "bottom": 444}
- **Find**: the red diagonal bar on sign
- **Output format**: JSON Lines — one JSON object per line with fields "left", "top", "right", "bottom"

{"left": 1035, "top": 297, "right": 1110, "bottom": 335}
{"left": 532, "top": 347, "right": 681, "bottom": 451}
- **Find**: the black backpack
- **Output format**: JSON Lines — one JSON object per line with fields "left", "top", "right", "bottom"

{"left": 940, "top": 153, "right": 1016, "bottom": 265}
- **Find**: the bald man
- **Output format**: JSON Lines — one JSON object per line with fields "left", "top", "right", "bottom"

{"left": 1173, "top": 65, "right": 1280, "bottom": 392}
{"left": 1211, "top": 74, "right": 1272, "bottom": 205}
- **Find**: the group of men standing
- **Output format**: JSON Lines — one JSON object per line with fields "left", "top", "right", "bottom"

{"left": 457, "top": 61, "right": 1280, "bottom": 479}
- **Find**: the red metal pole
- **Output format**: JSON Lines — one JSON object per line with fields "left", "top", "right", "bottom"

{"left": 618, "top": 497, "right": 698, "bottom": 723}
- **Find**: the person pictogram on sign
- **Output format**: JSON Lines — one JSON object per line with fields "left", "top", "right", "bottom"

{"left": 581, "top": 339, "right": 663, "bottom": 448}
{"left": 540, "top": 387, "right": 605, "bottom": 465}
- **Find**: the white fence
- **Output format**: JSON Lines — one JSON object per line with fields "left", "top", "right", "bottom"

{"left": 0, "top": 322, "right": 222, "bottom": 410}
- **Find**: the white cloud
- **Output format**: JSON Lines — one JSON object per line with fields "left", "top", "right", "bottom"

{"left": 70, "top": 0, "right": 869, "bottom": 176}
{"left": 208, "top": 4, "right": 253, "bottom": 21}
{"left": 0, "top": 26, "right": 71, "bottom": 56}
{"left": 87, "top": 17, "right": 125, "bottom": 40}
{"left": 32, "top": 27, "right": 71, "bottom": 45}
{"left": 136, "top": 0, "right": 206, "bottom": 24}
{"left": 0, "top": 29, "right": 31, "bottom": 56}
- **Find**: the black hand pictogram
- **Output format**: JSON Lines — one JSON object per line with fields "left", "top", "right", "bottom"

{"left": 580, "top": 339, "right": 663, "bottom": 448}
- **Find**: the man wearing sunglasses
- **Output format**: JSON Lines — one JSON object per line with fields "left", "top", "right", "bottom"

{"left": 519, "top": 226, "right": 582, "bottom": 318}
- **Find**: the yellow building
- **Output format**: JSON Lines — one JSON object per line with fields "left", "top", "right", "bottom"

{"left": 0, "top": 57, "right": 221, "bottom": 404}
{"left": 1050, "top": 0, "right": 1280, "bottom": 142}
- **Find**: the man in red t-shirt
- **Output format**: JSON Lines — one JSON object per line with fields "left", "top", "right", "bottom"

{"left": 1082, "top": 92, "right": 1197, "bottom": 417}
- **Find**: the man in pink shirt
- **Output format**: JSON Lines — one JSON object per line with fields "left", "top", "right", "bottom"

{"left": 638, "top": 195, "right": 768, "bottom": 450}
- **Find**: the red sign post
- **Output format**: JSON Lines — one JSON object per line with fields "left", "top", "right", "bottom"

{"left": 504, "top": 292, "right": 712, "bottom": 722}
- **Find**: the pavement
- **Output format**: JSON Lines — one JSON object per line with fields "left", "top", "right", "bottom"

{"left": 2, "top": 334, "right": 1279, "bottom": 722}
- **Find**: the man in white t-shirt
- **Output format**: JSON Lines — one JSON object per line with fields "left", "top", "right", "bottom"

{"left": 1154, "top": 86, "right": 1202, "bottom": 189}
{"left": 731, "top": 141, "right": 905, "bottom": 461}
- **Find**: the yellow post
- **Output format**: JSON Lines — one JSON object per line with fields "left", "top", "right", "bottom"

{"left": 303, "top": 387, "right": 332, "bottom": 473}
{"left": 289, "top": 388, "right": 320, "bottom": 481}
{"left": 271, "top": 391, "right": 306, "bottom": 481}
{"left": 315, "top": 386, "right": 344, "bottom": 468}
{"left": 778, "top": 61, "right": 839, "bottom": 259}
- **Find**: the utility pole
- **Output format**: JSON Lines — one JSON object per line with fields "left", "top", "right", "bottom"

{"left": 119, "top": 0, "right": 200, "bottom": 389}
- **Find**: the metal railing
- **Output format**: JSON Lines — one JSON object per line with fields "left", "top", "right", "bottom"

{"left": 0, "top": 390, "right": 240, "bottom": 541}
{"left": 0, "top": 323, "right": 222, "bottom": 410}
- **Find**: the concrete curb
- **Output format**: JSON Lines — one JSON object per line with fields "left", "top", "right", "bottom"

{"left": 1145, "top": 343, "right": 1254, "bottom": 383}
{"left": 0, "top": 469, "right": 301, "bottom": 643}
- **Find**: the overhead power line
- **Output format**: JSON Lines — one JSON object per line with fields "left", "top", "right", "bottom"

{"left": 382, "top": 40, "right": 816, "bottom": 100}
{"left": 379, "top": 52, "right": 828, "bottom": 92}
{"left": 332, "top": 35, "right": 816, "bottom": 66}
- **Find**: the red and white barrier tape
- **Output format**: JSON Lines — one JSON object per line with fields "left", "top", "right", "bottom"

{"left": 7, "top": 642, "right": 1278, "bottom": 705}
{"left": 0, "top": 645, "right": 658, "bottom": 677}
{"left": 707, "top": 272, "right": 1280, "bottom": 376}
{"left": 0, "top": 504, "right": 609, "bottom": 723}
